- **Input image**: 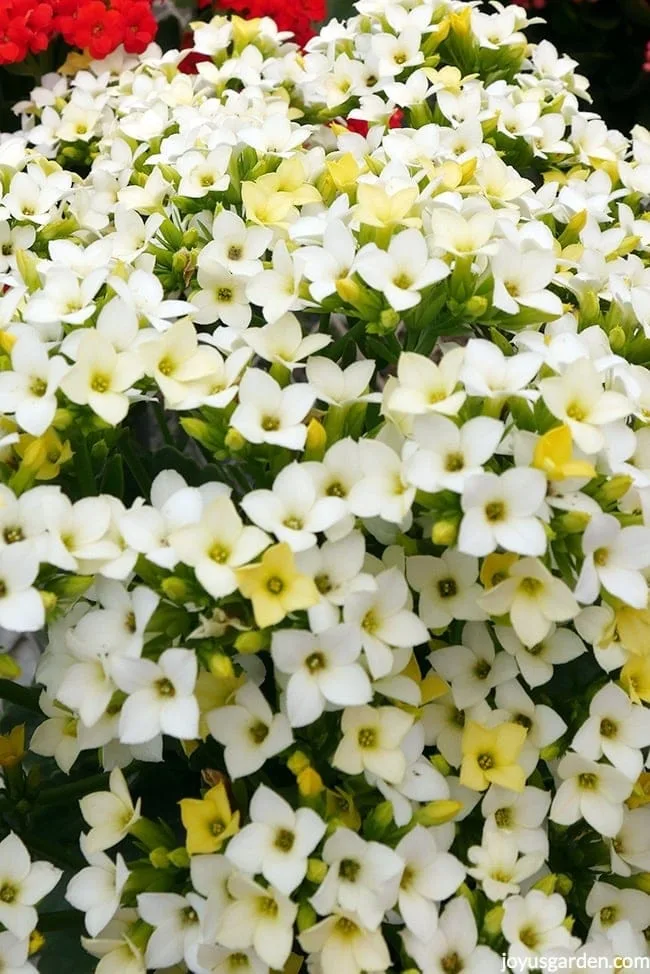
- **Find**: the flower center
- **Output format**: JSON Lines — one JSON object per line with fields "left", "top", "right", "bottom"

{"left": 315, "top": 573, "right": 332, "bottom": 594}
{"left": 519, "top": 926, "right": 539, "bottom": 949}
{"left": 228, "top": 245, "right": 243, "bottom": 261}
{"left": 437, "top": 577, "right": 458, "bottom": 599}
{"left": 361, "top": 609, "right": 379, "bottom": 634}
{"left": 257, "top": 896, "right": 278, "bottom": 918}
{"left": 400, "top": 864, "right": 415, "bottom": 890}
{"left": 249, "top": 720, "right": 269, "bottom": 744}
{"left": 283, "top": 516, "right": 303, "bottom": 531}
{"left": 266, "top": 576, "right": 284, "bottom": 594}
{"left": 217, "top": 287, "right": 233, "bottom": 302}
{"left": 357, "top": 726, "right": 377, "bottom": 749}
{"left": 229, "top": 954, "right": 249, "bottom": 970}
{"left": 600, "top": 906, "right": 618, "bottom": 927}
{"left": 3, "top": 526, "right": 23, "bottom": 544}
{"left": 326, "top": 481, "right": 346, "bottom": 497}
{"left": 305, "top": 651, "right": 326, "bottom": 673}
{"left": 513, "top": 713, "right": 533, "bottom": 730}
{"left": 262, "top": 415, "right": 280, "bottom": 432}
{"left": 445, "top": 452, "right": 465, "bottom": 472}
{"left": 485, "top": 501, "right": 505, "bottom": 522}
{"left": 274, "top": 828, "right": 295, "bottom": 852}
{"left": 125, "top": 611, "right": 137, "bottom": 634}
{"left": 209, "top": 543, "right": 230, "bottom": 564}
{"left": 520, "top": 577, "right": 542, "bottom": 597}
{"left": 473, "top": 658, "right": 491, "bottom": 680}
{"left": 29, "top": 377, "right": 47, "bottom": 397}
{"left": 90, "top": 373, "right": 110, "bottom": 393}
{"left": 578, "top": 772, "right": 598, "bottom": 791}
{"left": 600, "top": 717, "right": 618, "bottom": 739}
{"left": 441, "top": 952, "right": 464, "bottom": 974}
{"left": 477, "top": 752, "right": 494, "bottom": 770}
{"left": 182, "top": 906, "right": 198, "bottom": 925}
{"left": 566, "top": 400, "right": 587, "bottom": 422}
{"left": 0, "top": 883, "right": 17, "bottom": 904}
{"left": 211, "top": 820, "right": 225, "bottom": 836}
{"left": 335, "top": 916, "right": 359, "bottom": 938}
{"left": 594, "top": 547, "right": 609, "bottom": 567}
{"left": 158, "top": 356, "right": 175, "bottom": 377}
{"left": 156, "top": 678, "right": 175, "bottom": 697}
{"left": 339, "top": 858, "right": 361, "bottom": 882}
{"left": 494, "top": 807, "right": 512, "bottom": 828}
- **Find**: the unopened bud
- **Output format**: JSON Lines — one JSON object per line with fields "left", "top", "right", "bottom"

{"left": 234, "top": 630, "right": 269, "bottom": 654}
{"left": 225, "top": 428, "right": 246, "bottom": 452}
{"left": 161, "top": 577, "right": 189, "bottom": 603}
{"left": 297, "top": 902, "right": 317, "bottom": 932}
{"left": 432, "top": 518, "right": 458, "bottom": 546}
{"left": 416, "top": 798, "right": 462, "bottom": 826}
{"left": 306, "top": 858, "right": 328, "bottom": 884}
{"left": 298, "top": 767, "right": 324, "bottom": 797}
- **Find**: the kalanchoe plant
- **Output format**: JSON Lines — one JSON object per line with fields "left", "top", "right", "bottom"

{"left": 1, "top": 1, "right": 650, "bottom": 972}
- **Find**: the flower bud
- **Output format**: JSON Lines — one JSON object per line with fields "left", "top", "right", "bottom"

{"left": 432, "top": 518, "right": 458, "bottom": 546}
{"left": 161, "top": 577, "right": 190, "bottom": 603}
{"left": 298, "top": 767, "right": 324, "bottom": 797}
{"left": 225, "top": 428, "right": 246, "bottom": 452}
{"left": 306, "top": 858, "right": 328, "bottom": 884}
{"left": 416, "top": 798, "right": 462, "bottom": 826}
{"left": 303, "top": 418, "right": 327, "bottom": 461}
{"left": 234, "top": 630, "right": 270, "bottom": 654}
{"left": 297, "top": 902, "right": 317, "bottom": 933}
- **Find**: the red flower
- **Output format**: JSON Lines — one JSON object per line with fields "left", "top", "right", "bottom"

{"left": 112, "top": 0, "right": 157, "bottom": 54}
{"left": 72, "top": 1, "right": 124, "bottom": 59}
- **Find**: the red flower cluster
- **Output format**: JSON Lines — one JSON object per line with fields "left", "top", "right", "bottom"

{"left": 207, "top": 0, "right": 325, "bottom": 47}
{"left": 0, "top": 0, "right": 157, "bottom": 67}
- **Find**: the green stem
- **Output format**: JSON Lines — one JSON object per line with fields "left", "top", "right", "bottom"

{"left": 37, "top": 773, "right": 109, "bottom": 807}
{"left": 121, "top": 438, "right": 152, "bottom": 496}
{"left": 153, "top": 401, "right": 175, "bottom": 448}
{"left": 0, "top": 680, "right": 42, "bottom": 714}
{"left": 72, "top": 434, "right": 96, "bottom": 497}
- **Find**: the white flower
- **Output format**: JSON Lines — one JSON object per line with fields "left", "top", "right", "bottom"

{"left": 305, "top": 357, "right": 378, "bottom": 407}
{"left": 310, "top": 827, "right": 403, "bottom": 929}
{"left": 226, "top": 784, "right": 325, "bottom": 895}
{"left": 113, "top": 648, "right": 199, "bottom": 745}
{"left": 502, "top": 890, "right": 580, "bottom": 961}
{"left": 482, "top": 785, "right": 551, "bottom": 855}
{"left": 243, "top": 314, "right": 330, "bottom": 368}
{"left": 0, "top": 932, "right": 37, "bottom": 974}
{"left": 571, "top": 682, "right": 650, "bottom": 780}
{"left": 43, "top": 494, "right": 120, "bottom": 573}
{"left": 60, "top": 332, "right": 143, "bottom": 425}
{"left": 333, "top": 705, "right": 413, "bottom": 785}
{"left": 66, "top": 836, "right": 129, "bottom": 937}
{"left": 460, "top": 340, "right": 542, "bottom": 399}
{"left": 496, "top": 623, "right": 585, "bottom": 687}
{"left": 193, "top": 264, "right": 251, "bottom": 331}
{"left": 81, "top": 910, "right": 145, "bottom": 974}
{"left": 459, "top": 469, "right": 548, "bottom": 558}
{"left": 138, "top": 891, "right": 205, "bottom": 970}
{"left": 347, "top": 440, "right": 415, "bottom": 525}
{"left": 0, "top": 335, "right": 68, "bottom": 435}
{"left": 296, "top": 530, "right": 376, "bottom": 632}
{"left": 138, "top": 319, "right": 226, "bottom": 409}
{"left": 394, "top": 826, "right": 465, "bottom": 941}
{"left": 272, "top": 623, "right": 371, "bottom": 726}
{"left": 177, "top": 146, "right": 231, "bottom": 197}
{"left": 207, "top": 682, "right": 293, "bottom": 780}
{"left": 386, "top": 349, "right": 465, "bottom": 416}
{"left": 480, "top": 557, "right": 579, "bottom": 648}
{"left": 490, "top": 243, "right": 562, "bottom": 317}
{"left": 242, "top": 462, "right": 346, "bottom": 552}
{"left": 110, "top": 267, "right": 194, "bottom": 332}
{"left": 216, "top": 874, "right": 297, "bottom": 970}
{"left": 0, "top": 833, "right": 61, "bottom": 939}
{"left": 79, "top": 769, "right": 141, "bottom": 853}
{"left": 575, "top": 512, "right": 650, "bottom": 609}
{"left": 495, "top": 680, "right": 567, "bottom": 755}
{"left": 404, "top": 414, "right": 504, "bottom": 494}
{"left": 402, "top": 896, "right": 502, "bottom": 974}
{"left": 119, "top": 470, "right": 209, "bottom": 570}
{"left": 246, "top": 240, "right": 306, "bottom": 323}
{"left": 0, "top": 546, "right": 44, "bottom": 633}
{"left": 231, "top": 369, "right": 315, "bottom": 450}
{"left": 343, "top": 567, "right": 427, "bottom": 679}
{"left": 299, "top": 912, "right": 391, "bottom": 974}
{"left": 201, "top": 210, "right": 272, "bottom": 278}
{"left": 170, "top": 495, "right": 269, "bottom": 598}
{"left": 198, "top": 945, "right": 268, "bottom": 974}
{"left": 407, "top": 550, "right": 486, "bottom": 629}
{"left": 609, "top": 808, "right": 650, "bottom": 876}
{"left": 586, "top": 882, "right": 650, "bottom": 937}
{"left": 300, "top": 220, "right": 359, "bottom": 303}
{"left": 540, "top": 358, "right": 631, "bottom": 454}
{"left": 430, "top": 622, "right": 517, "bottom": 709}
{"left": 356, "top": 229, "right": 449, "bottom": 311}
{"left": 550, "top": 753, "right": 633, "bottom": 837}
{"left": 466, "top": 831, "right": 544, "bottom": 901}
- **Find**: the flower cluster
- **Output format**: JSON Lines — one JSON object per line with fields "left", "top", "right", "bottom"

{"left": 0, "top": 0, "right": 156, "bottom": 67}
{"left": 0, "top": 0, "right": 650, "bottom": 971}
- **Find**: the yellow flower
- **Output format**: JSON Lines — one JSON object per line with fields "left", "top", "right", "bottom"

{"left": 235, "top": 543, "right": 319, "bottom": 628}
{"left": 480, "top": 552, "right": 519, "bottom": 589}
{"left": 241, "top": 182, "right": 296, "bottom": 228}
{"left": 325, "top": 153, "right": 361, "bottom": 192}
{"left": 15, "top": 428, "right": 73, "bottom": 480}
{"left": 627, "top": 772, "right": 650, "bottom": 809}
{"left": 403, "top": 655, "right": 448, "bottom": 704}
{"left": 621, "top": 656, "right": 650, "bottom": 704}
{"left": 0, "top": 725, "right": 25, "bottom": 769}
{"left": 355, "top": 184, "right": 419, "bottom": 229}
{"left": 195, "top": 670, "right": 245, "bottom": 739}
{"left": 460, "top": 720, "right": 527, "bottom": 792}
{"left": 325, "top": 788, "right": 361, "bottom": 830}
{"left": 615, "top": 606, "right": 650, "bottom": 657}
{"left": 58, "top": 50, "right": 93, "bottom": 76}
{"left": 297, "top": 767, "right": 324, "bottom": 798}
{"left": 180, "top": 782, "right": 240, "bottom": 855}
{"left": 259, "top": 157, "right": 321, "bottom": 206}
{"left": 533, "top": 425, "right": 595, "bottom": 482}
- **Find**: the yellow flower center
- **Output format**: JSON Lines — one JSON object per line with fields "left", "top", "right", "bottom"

{"left": 266, "top": 576, "right": 284, "bottom": 594}
{"left": 485, "top": 501, "right": 505, "bottom": 522}
{"left": 90, "top": 373, "right": 110, "bottom": 393}
{"left": 357, "top": 726, "right": 377, "bottom": 749}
